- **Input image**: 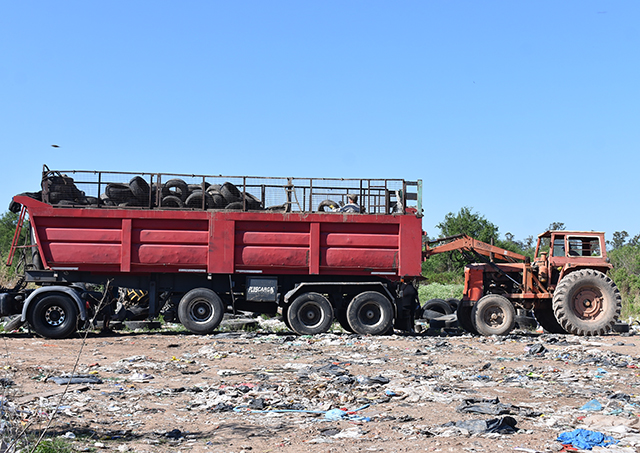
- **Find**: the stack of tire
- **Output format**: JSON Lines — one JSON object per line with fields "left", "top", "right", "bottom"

{"left": 43, "top": 175, "right": 99, "bottom": 206}
{"left": 100, "top": 177, "right": 264, "bottom": 210}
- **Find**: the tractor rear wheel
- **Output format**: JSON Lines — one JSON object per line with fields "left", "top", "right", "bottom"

{"left": 552, "top": 269, "right": 621, "bottom": 336}
{"left": 533, "top": 305, "right": 566, "bottom": 334}
{"left": 471, "top": 294, "right": 515, "bottom": 336}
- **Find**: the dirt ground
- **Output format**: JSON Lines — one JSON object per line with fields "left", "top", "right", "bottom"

{"left": 2, "top": 323, "right": 640, "bottom": 452}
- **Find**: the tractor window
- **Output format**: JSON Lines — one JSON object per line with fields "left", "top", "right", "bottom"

{"left": 567, "top": 236, "right": 602, "bottom": 257}
{"left": 552, "top": 237, "right": 565, "bottom": 257}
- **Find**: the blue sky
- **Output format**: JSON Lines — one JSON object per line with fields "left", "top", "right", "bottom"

{"left": 2, "top": 1, "right": 638, "bottom": 243}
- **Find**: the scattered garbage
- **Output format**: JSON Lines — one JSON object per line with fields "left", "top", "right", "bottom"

{"left": 556, "top": 428, "right": 618, "bottom": 450}
{"left": 46, "top": 375, "right": 103, "bottom": 385}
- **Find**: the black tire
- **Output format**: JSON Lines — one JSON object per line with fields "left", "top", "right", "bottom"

{"left": 552, "top": 269, "right": 621, "bottom": 336}
{"left": 106, "top": 183, "right": 134, "bottom": 203}
{"left": 4, "top": 315, "right": 25, "bottom": 332}
{"left": 346, "top": 291, "right": 393, "bottom": 335}
{"left": 49, "top": 191, "right": 76, "bottom": 204}
{"left": 188, "top": 183, "right": 210, "bottom": 193}
{"left": 161, "top": 195, "right": 185, "bottom": 208}
{"left": 335, "top": 308, "right": 354, "bottom": 333}
{"left": 220, "top": 182, "right": 243, "bottom": 204}
{"left": 287, "top": 293, "right": 334, "bottom": 335}
{"left": 533, "top": 305, "right": 566, "bottom": 334}
{"left": 129, "top": 176, "right": 150, "bottom": 201}
{"left": 185, "top": 191, "right": 214, "bottom": 209}
{"left": 456, "top": 303, "right": 478, "bottom": 334}
{"left": 471, "top": 294, "right": 516, "bottom": 336}
{"left": 225, "top": 201, "right": 244, "bottom": 210}
{"left": 84, "top": 196, "right": 100, "bottom": 206}
{"left": 281, "top": 305, "right": 291, "bottom": 330}
{"left": 422, "top": 299, "right": 453, "bottom": 317}
{"left": 28, "top": 294, "right": 79, "bottom": 339}
{"left": 243, "top": 192, "right": 263, "bottom": 210}
{"left": 446, "top": 298, "right": 460, "bottom": 311}
{"left": 177, "top": 288, "right": 224, "bottom": 334}
{"left": 318, "top": 199, "right": 339, "bottom": 212}
{"left": 163, "top": 179, "right": 189, "bottom": 202}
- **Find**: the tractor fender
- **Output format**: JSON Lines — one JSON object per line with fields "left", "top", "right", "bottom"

{"left": 21, "top": 286, "right": 88, "bottom": 322}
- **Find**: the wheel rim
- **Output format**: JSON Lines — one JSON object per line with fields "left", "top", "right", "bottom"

{"left": 358, "top": 302, "right": 381, "bottom": 326}
{"left": 45, "top": 306, "right": 66, "bottom": 326}
{"left": 190, "top": 300, "right": 213, "bottom": 322}
{"left": 481, "top": 303, "right": 506, "bottom": 329}
{"left": 299, "top": 302, "right": 324, "bottom": 328}
{"left": 572, "top": 286, "right": 603, "bottom": 320}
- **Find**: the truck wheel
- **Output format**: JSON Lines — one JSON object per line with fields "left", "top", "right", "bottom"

{"left": 129, "top": 176, "right": 150, "bottom": 201}
{"left": 29, "top": 294, "right": 79, "bottom": 339}
{"left": 471, "top": 294, "right": 515, "bottom": 336}
{"left": 552, "top": 269, "right": 621, "bottom": 336}
{"left": 287, "top": 293, "right": 334, "bottom": 335}
{"left": 178, "top": 288, "right": 224, "bottom": 334}
{"left": 220, "top": 182, "right": 243, "bottom": 204}
{"left": 185, "top": 191, "right": 214, "bottom": 209}
{"left": 161, "top": 195, "right": 185, "bottom": 208}
{"left": 3, "top": 315, "right": 25, "bottom": 332}
{"left": 335, "top": 308, "right": 354, "bottom": 333}
{"left": 456, "top": 303, "right": 478, "bottom": 334}
{"left": 346, "top": 291, "right": 393, "bottom": 335}
{"left": 533, "top": 306, "right": 566, "bottom": 334}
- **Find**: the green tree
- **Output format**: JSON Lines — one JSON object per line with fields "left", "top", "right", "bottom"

{"left": 435, "top": 206, "right": 499, "bottom": 243}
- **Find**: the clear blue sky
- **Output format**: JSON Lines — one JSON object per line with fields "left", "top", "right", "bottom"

{"left": 2, "top": 1, "right": 638, "bottom": 243}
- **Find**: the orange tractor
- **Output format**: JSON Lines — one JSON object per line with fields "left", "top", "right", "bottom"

{"left": 424, "top": 230, "right": 621, "bottom": 336}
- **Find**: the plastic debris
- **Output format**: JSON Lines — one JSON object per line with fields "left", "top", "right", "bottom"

{"left": 443, "top": 416, "right": 518, "bottom": 434}
{"left": 46, "top": 375, "right": 102, "bottom": 385}
{"left": 580, "top": 399, "right": 604, "bottom": 412}
{"left": 556, "top": 428, "right": 618, "bottom": 450}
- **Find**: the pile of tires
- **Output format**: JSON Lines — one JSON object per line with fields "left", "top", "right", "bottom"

{"left": 98, "top": 177, "right": 265, "bottom": 210}
{"left": 43, "top": 175, "right": 99, "bottom": 207}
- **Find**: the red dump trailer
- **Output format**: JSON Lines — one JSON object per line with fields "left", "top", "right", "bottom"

{"left": 3, "top": 167, "right": 423, "bottom": 338}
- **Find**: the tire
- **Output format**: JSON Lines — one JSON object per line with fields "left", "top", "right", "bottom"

{"left": 422, "top": 299, "right": 452, "bottom": 317}
{"left": 243, "top": 192, "right": 263, "bottom": 210}
{"left": 185, "top": 191, "right": 214, "bottom": 209}
{"left": 456, "top": 303, "right": 478, "bottom": 334}
{"left": 335, "top": 308, "right": 354, "bottom": 333}
{"left": 188, "top": 183, "right": 210, "bottom": 193}
{"left": 318, "top": 199, "right": 339, "bottom": 212}
{"left": 281, "top": 305, "right": 291, "bottom": 330}
{"left": 446, "top": 298, "right": 460, "bottom": 311}
{"left": 106, "top": 183, "right": 134, "bottom": 203}
{"left": 49, "top": 191, "right": 76, "bottom": 204}
{"left": 161, "top": 195, "right": 185, "bottom": 208}
{"left": 3, "top": 315, "right": 25, "bottom": 332}
{"left": 28, "top": 294, "right": 79, "bottom": 339}
{"left": 287, "top": 293, "right": 334, "bottom": 335}
{"left": 552, "top": 269, "right": 621, "bottom": 336}
{"left": 346, "top": 291, "right": 394, "bottom": 335}
{"left": 533, "top": 305, "right": 566, "bottom": 334}
{"left": 163, "top": 179, "right": 189, "bottom": 202}
{"left": 129, "top": 176, "right": 150, "bottom": 201}
{"left": 225, "top": 201, "right": 244, "bottom": 210}
{"left": 220, "top": 182, "right": 243, "bottom": 204}
{"left": 471, "top": 294, "right": 516, "bottom": 336}
{"left": 177, "top": 288, "right": 224, "bottom": 334}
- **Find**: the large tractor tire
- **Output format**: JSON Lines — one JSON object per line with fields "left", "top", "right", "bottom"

{"left": 533, "top": 305, "right": 567, "bottom": 334}
{"left": 552, "top": 269, "right": 621, "bottom": 336}
{"left": 456, "top": 303, "right": 478, "bottom": 334}
{"left": 471, "top": 294, "right": 516, "bottom": 336}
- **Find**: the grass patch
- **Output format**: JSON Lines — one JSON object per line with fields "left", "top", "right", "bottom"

{"left": 418, "top": 283, "right": 464, "bottom": 304}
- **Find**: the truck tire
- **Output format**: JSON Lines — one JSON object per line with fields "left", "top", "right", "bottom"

{"left": 533, "top": 306, "right": 566, "bottom": 334}
{"left": 287, "top": 292, "right": 334, "bottom": 335}
{"left": 163, "top": 179, "right": 189, "bottom": 202}
{"left": 129, "top": 176, "right": 150, "bottom": 201}
{"left": 471, "top": 294, "right": 515, "bottom": 336}
{"left": 346, "top": 291, "right": 393, "bottom": 335}
{"left": 3, "top": 315, "right": 24, "bottom": 332}
{"left": 422, "top": 299, "right": 452, "bottom": 317}
{"left": 28, "top": 294, "right": 79, "bottom": 339}
{"left": 161, "top": 195, "right": 185, "bottom": 208}
{"left": 552, "top": 269, "right": 621, "bottom": 336}
{"left": 106, "top": 183, "right": 134, "bottom": 203}
{"left": 318, "top": 199, "right": 339, "bottom": 212}
{"left": 220, "top": 182, "right": 243, "bottom": 204}
{"left": 456, "top": 303, "right": 478, "bottom": 334}
{"left": 185, "top": 191, "right": 214, "bottom": 209}
{"left": 178, "top": 288, "right": 224, "bottom": 335}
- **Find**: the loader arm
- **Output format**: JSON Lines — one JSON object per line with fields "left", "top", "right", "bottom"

{"left": 423, "top": 234, "right": 526, "bottom": 263}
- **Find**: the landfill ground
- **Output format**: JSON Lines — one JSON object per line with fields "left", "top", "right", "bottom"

{"left": 2, "top": 320, "right": 640, "bottom": 453}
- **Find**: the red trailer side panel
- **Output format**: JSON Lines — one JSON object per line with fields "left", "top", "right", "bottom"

{"left": 16, "top": 196, "right": 423, "bottom": 277}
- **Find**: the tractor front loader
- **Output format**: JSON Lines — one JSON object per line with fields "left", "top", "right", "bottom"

{"left": 423, "top": 231, "right": 621, "bottom": 336}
